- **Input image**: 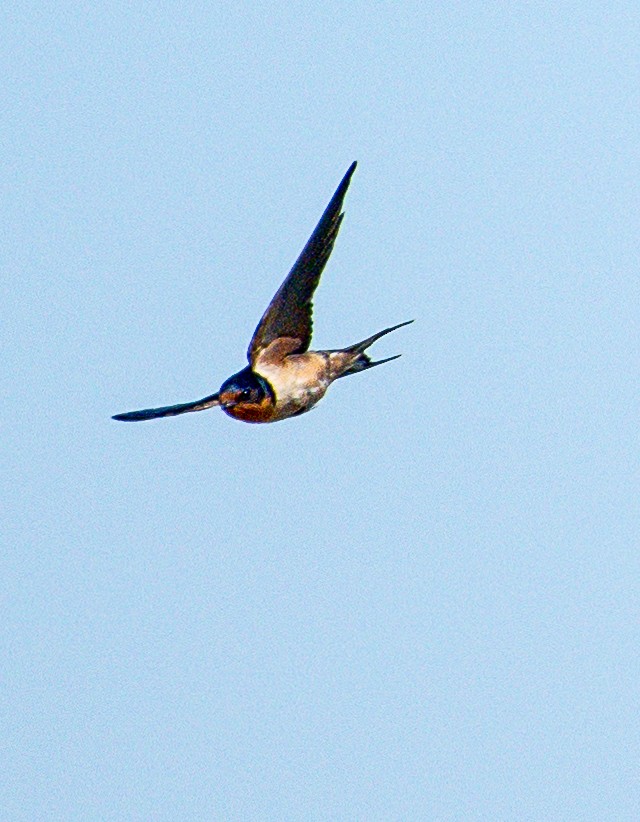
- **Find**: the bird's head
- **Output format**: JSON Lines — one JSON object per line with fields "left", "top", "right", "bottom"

{"left": 218, "top": 367, "right": 275, "bottom": 423}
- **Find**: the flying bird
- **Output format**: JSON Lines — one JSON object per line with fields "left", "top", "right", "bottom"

{"left": 113, "top": 162, "right": 412, "bottom": 424}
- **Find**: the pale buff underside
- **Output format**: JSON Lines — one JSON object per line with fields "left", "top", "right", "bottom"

{"left": 253, "top": 338, "right": 357, "bottom": 421}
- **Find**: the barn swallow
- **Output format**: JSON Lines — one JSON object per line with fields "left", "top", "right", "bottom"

{"left": 113, "top": 162, "right": 412, "bottom": 425}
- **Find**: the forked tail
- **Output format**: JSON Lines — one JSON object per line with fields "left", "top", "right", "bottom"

{"left": 334, "top": 320, "right": 413, "bottom": 378}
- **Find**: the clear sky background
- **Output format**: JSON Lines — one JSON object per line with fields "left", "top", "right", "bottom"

{"left": 3, "top": 3, "right": 639, "bottom": 820}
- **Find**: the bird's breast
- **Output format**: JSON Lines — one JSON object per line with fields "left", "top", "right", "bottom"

{"left": 254, "top": 352, "right": 331, "bottom": 421}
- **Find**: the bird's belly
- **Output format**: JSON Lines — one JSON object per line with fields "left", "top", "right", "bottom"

{"left": 271, "top": 383, "right": 328, "bottom": 420}
{"left": 255, "top": 354, "right": 330, "bottom": 421}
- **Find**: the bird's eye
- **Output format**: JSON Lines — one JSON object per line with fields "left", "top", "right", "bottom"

{"left": 240, "top": 388, "right": 252, "bottom": 401}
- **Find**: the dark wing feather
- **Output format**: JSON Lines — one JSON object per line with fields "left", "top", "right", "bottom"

{"left": 112, "top": 392, "right": 220, "bottom": 421}
{"left": 247, "top": 162, "right": 357, "bottom": 364}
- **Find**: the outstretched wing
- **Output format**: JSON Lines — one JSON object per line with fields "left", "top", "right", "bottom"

{"left": 112, "top": 392, "right": 220, "bottom": 421}
{"left": 247, "top": 162, "right": 357, "bottom": 365}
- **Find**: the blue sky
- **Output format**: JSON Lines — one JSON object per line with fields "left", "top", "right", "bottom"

{"left": 4, "top": 3, "right": 640, "bottom": 819}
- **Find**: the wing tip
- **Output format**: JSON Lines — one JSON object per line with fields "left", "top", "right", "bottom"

{"left": 333, "top": 162, "right": 357, "bottom": 199}
{"left": 112, "top": 411, "right": 146, "bottom": 422}
{"left": 342, "top": 161, "right": 357, "bottom": 186}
